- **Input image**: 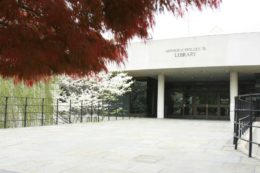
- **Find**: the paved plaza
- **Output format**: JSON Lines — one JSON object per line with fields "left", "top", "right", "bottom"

{"left": 0, "top": 119, "right": 259, "bottom": 173}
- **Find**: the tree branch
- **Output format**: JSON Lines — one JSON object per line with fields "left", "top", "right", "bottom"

{"left": 17, "top": 0, "right": 41, "bottom": 18}
{"left": 0, "top": 21, "right": 8, "bottom": 27}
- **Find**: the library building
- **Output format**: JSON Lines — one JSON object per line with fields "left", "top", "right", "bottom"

{"left": 110, "top": 32, "right": 260, "bottom": 122}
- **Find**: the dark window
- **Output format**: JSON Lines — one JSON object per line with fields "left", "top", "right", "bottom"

{"left": 165, "top": 82, "right": 230, "bottom": 119}
{"left": 208, "top": 107, "right": 218, "bottom": 116}
{"left": 130, "top": 81, "right": 147, "bottom": 114}
{"left": 220, "top": 93, "right": 229, "bottom": 105}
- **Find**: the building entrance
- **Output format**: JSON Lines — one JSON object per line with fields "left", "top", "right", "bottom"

{"left": 165, "top": 82, "right": 230, "bottom": 120}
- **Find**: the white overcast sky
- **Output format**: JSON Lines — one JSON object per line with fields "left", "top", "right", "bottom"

{"left": 142, "top": 0, "right": 260, "bottom": 40}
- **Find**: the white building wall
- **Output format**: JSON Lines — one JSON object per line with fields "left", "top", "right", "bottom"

{"left": 109, "top": 32, "right": 260, "bottom": 71}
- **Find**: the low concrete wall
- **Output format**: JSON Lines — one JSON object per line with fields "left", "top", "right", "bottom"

{"left": 237, "top": 122, "right": 260, "bottom": 159}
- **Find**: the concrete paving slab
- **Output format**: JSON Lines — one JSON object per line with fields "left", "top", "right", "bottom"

{"left": 255, "top": 166, "right": 260, "bottom": 173}
{"left": 0, "top": 119, "right": 259, "bottom": 173}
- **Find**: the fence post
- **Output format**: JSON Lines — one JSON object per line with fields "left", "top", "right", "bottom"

{"left": 4, "top": 97, "right": 8, "bottom": 128}
{"left": 56, "top": 99, "right": 59, "bottom": 125}
{"left": 234, "top": 97, "right": 239, "bottom": 149}
{"left": 129, "top": 107, "right": 130, "bottom": 119}
{"left": 69, "top": 100, "right": 72, "bottom": 124}
{"left": 108, "top": 103, "right": 110, "bottom": 121}
{"left": 80, "top": 100, "right": 83, "bottom": 123}
{"left": 249, "top": 95, "right": 253, "bottom": 157}
{"left": 101, "top": 101, "right": 104, "bottom": 121}
{"left": 41, "top": 98, "right": 44, "bottom": 126}
{"left": 90, "top": 102, "right": 93, "bottom": 122}
{"left": 122, "top": 104, "right": 124, "bottom": 120}
{"left": 24, "top": 97, "right": 28, "bottom": 127}
{"left": 97, "top": 101, "right": 100, "bottom": 122}
{"left": 116, "top": 104, "right": 118, "bottom": 120}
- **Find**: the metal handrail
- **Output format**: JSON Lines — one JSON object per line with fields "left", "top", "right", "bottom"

{"left": 238, "top": 93, "right": 260, "bottom": 98}
{"left": 234, "top": 122, "right": 260, "bottom": 129}
{"left": 234, "top": 135, "right": 260, "bottom": 146}
{"left": 239, "top": 115, "right": 250, "bottom": 121}
{"left": 234, "top": 93, "right": 260, "bottom": 158}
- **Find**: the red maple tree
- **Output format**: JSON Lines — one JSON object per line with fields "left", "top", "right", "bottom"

{"left": 0, "top": 0, "right": 221, "bottom": 85}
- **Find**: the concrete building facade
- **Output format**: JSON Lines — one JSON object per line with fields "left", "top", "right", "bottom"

{"left": 110, "top": 32, "right": 260, "bottom": 122}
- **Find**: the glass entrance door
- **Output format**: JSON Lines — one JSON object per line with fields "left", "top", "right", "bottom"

{"left": 172, "top": 91, "right": 183, "bottom": 117}
{"left": 194, "top": 92, "right": 220, "bottom": 119}
{"left": 165, "top": 83, "right": 230, "bottom": 120}
{"left": 194, "top": 92, "right": 207, "bottom": 118}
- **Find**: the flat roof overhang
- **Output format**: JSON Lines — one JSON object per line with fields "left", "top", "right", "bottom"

{"left": 122, "top": 65, "right": 260, "bottom": 82}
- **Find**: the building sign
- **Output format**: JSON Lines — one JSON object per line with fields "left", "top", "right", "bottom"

{"left": 166, "top": 46, "right": 207, "bottom": 58}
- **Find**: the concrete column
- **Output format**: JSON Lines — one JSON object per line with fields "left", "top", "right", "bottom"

{"left": 230, "top": 72, "right": 238, "bottom": 123}
{"left": 157, "top": 74, "right": 165, "bottom": 119}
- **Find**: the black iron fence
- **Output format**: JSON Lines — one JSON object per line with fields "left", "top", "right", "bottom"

{"left": 233, "top": 93, "right": 260, "bottom": 157}
{"left": 0, "top": 96, "right": 134, "bottom": 129}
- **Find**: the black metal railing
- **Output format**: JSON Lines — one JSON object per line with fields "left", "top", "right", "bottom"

{"left": 233, "top": 93, "right": 260, "bottom": 157}
{"left": 0, "top": 96, "right": 135, "bottom": 129}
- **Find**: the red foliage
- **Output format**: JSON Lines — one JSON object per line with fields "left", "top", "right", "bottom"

{"left": 0, "top": 0, "right": 221, "bottom": 85}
